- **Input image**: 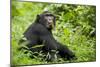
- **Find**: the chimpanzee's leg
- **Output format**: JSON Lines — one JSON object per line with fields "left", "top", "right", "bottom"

{"left": 57, "top": 42, "right": 75, "bottom": 60}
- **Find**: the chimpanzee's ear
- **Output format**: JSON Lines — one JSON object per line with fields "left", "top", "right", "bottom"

{"left": 35, "top": 14, "right": 40, "bottom": 23}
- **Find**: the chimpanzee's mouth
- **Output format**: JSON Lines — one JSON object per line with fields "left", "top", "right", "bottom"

{"left": 46, "top": 24, "right": 53, "bottom": 29}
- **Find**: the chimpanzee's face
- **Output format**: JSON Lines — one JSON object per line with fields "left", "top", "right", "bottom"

{"left": 39, "top": 13, "right": 56, "bottom": 30}
{"left": 44, "top": 15, "right": 55, "bottom": 29}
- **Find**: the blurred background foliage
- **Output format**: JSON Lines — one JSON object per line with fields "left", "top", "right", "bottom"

{"left": 11, "top": 0, "right": 96, "bottom": 65}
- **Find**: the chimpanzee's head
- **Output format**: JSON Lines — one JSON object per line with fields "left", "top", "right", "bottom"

{"left": 35, "top": 11, "right": 56, "bottom": 30}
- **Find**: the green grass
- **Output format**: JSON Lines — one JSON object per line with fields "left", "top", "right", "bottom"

{"left": 11, "top": 16, "right": 96, "bottom": 65}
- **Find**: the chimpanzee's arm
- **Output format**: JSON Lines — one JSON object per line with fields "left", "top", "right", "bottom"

{"left": 37, "top": 26, "right": 75, "bottom": 60}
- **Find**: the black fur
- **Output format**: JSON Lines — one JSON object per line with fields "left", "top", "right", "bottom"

{"left": 19, "top": 11, "right": 75, "bottom": 61}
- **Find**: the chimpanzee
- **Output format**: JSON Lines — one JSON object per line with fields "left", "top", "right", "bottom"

{"left": 19, "top": 11, "right": 76, "bottom": 61}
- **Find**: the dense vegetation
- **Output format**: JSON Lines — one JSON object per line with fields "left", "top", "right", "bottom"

{"left": 11, "top": 1, "right": 96, "bottom": 65}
